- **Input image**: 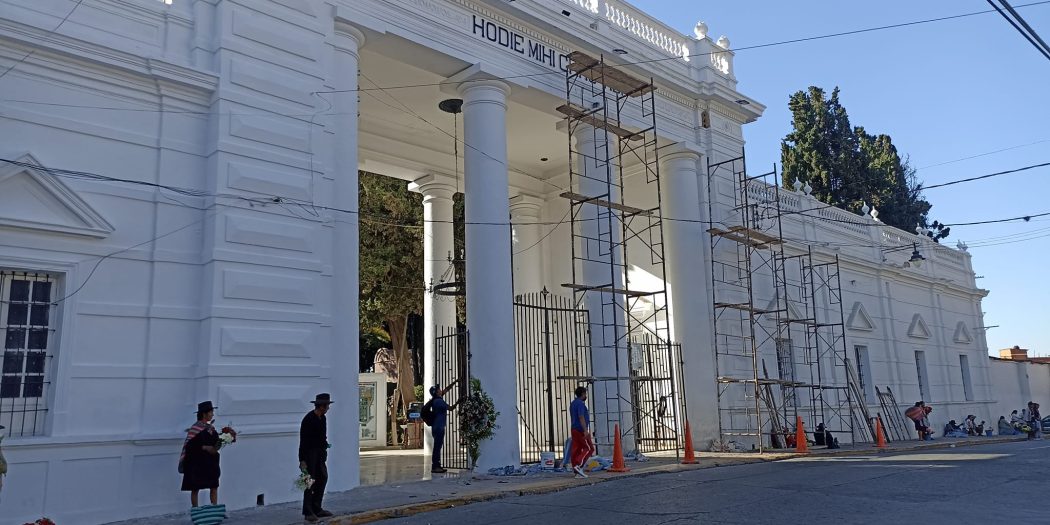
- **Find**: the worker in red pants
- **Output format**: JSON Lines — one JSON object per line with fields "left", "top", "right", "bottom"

{"left": 569, "top": 386, "right": 595, "bottom": 478}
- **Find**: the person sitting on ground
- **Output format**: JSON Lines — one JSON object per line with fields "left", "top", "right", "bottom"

{"left": 964, "top": 415, "right": 981, "bottom": 436}
{"left": 943, "top": 420, "right": 967, "bottom": 438}
{"left": 814, "top": 423, "right": 838, "bottom": 448}
{"left": 998, "top": 416, "right": 1018, "bottom": 435}
{"left": 1010, "top": 409, "right": 1024, "bottom": 431}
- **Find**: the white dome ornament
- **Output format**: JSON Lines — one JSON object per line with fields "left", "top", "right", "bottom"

{"left": 792, "top": 179, "right": 803, "bottom": 192}
{"left": 716, "top": 35, "right": 730, "bottom": 49}
{"left": 803, "top": 181, "right": 813, "bottom": 196}
{"left": 870, "top": 207, "right": 880, "bottom": 222}
{"left": 956, "top": 240, "right": 969, "bottom": 252}
{"left": 861, "top": 202, "right": 870, "bottom": 216}
{"left": 694, "top": 21, "right": 709, "bottom": 40}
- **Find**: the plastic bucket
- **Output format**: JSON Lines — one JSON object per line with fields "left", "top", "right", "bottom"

{"left": 985, "top": 429, "right": 993, "bottom": 437}
{"left": 540, "top": 452, "right": 556, "bottom": 470}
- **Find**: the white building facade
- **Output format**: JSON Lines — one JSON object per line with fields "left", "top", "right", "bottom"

{"left": 0, "top": 1, "right": 1037, "bottom": 523}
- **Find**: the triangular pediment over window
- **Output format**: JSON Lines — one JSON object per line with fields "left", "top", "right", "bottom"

{"left": 846, "top": 301, "right": 875, "bottom": 332}
{"left": 954, "top": 322, "right": 973, "bottom": 344}
{"left": 0, "top": 154, "right": 113, "bottom": 238}
{"left": 908, "top": 314, "right": 932, "bottom": 339}
{"left": 763, "top": 293, "right": 804, "bottom": 321}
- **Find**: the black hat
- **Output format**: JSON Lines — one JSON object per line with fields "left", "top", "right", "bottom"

{"left": 312, "top": 393, "right": 334, "bottom": 405}
{"left": 196, "top": 401, "right": 217, "bottom": 413}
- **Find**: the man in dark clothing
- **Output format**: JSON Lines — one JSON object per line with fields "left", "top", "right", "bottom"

{"left": 299, "top": 393, "right": 333, "bottom": 523}
{"left": 429, "top": 380, "right": 459, "bottom": 474}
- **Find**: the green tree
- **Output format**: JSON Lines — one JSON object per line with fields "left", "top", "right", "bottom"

{"left": 781, "top": 86, "right": 948, "bottom": 241}
{"left": 359, "top": 171, "right": 424, "bottom": 441}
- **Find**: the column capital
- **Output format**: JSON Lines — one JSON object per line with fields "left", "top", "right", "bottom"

{"left": 509, "top": 194, "right": 545, "bottom": 217}
{"left": 408, "top": 173, "right": 459, "bottom": 200}
{"left": 332, "top": 11, "right": 366, "bottom": 53}
{"left": 660, "top": 142, "right": 703, "bottom": 164}
{"left": 442, "top": 64, "right": 512, "bottom": 99}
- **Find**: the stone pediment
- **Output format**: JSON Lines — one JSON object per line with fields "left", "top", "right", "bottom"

{"left": 954, "top": 322, "right": 973, "bottom": 344}
{"left": 0, "top": 154, "right": 114, "bottom": 238}
{"left": 908, "top": 313, "right": 932, "bottom": 340}
{"left": 846, "top": 301, "right": 875, "bottom": 332}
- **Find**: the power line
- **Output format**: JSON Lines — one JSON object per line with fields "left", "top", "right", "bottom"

{"left": 916, "top": 139, "right": 1050, "bottom": 171}
{"left": 0, "top": 0, "right": 85, "bottom": 82}
{"left": 313, "top": 1, "right": 1050, "bottom": 95}
{"left": 986, "top": 0, "right": 1050, "bottom": 60}
{"left": 922, "top": 161, "right": 1050, "bottom": 189}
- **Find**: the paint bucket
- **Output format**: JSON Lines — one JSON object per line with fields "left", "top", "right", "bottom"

{"left": 540, "top": 452, "right": 556, "bottom": 470}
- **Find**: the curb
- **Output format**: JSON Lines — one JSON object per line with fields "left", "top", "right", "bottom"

{"left": 333, "top": 436, "right": 1028, "bottom": 524}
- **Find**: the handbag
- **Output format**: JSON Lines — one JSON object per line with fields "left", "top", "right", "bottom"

{"left": 189, "top": 503, "right": 226, "bottom": 525}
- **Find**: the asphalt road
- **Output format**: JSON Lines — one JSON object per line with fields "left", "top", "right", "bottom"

{"left": 387, "top": 440, "right": 1049, "bottom": 525}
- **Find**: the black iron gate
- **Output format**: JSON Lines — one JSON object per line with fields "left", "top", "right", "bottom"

{"left": 514, "top": 291, "right": 591, "bottom": 464}
{"left": 435, "top": 326, "right": 469, "bottom": 470}
{"left": 629, "top": 334, "right": 686, "bottom": 454}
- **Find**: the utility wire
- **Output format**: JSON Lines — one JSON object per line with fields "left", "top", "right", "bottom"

{"left": 314, "top": 1, "right": 1050, "bottom": 95}
{"left": 985, "top": 0, "right": 1050, "bottom": 60}
{"left": 0, "top": 0, "right": 85, "bottom": 82}
{"left": 922, "top": 161, "right": 1050, "bottom": 189}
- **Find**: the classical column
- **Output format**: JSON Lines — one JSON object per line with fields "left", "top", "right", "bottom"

{"left": 573, "top": 124, "right": 635, "bottom": 454}
{"left": 408, "top": 174, "right": 458, "bottom": 455}
{"left": 660, "top": 146, "right": 719, "bottom": 448}
{"left": 509, "top": 194, "right": 545, "bottom": 295}
{"left": 457, "top": 76, "right": 520, "bottom": 469}
{"left": 329, "top": 21, "right": 363, "bottom": 491}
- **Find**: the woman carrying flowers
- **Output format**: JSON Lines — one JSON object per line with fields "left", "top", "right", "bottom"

{"left": 180, "top": 401, "right": 234, "bottom": 508}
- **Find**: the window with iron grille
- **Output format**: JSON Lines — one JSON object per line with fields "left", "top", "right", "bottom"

{"left": 1, "top": 270, "right": 58, "bottom": 437}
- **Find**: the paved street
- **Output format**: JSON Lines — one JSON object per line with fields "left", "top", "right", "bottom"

{"left": 387, "top": 441, "right": 1049, "bottom": 525}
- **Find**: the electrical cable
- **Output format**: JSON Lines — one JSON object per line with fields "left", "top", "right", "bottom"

{"left": 314, "top": 1, "right": 1050, "bottom": 95}
{"left": 0, "top": 0, "right": 85, "bottom": 82}
{"left": 986, "top": 0, "right": 1050, "bottom": 60}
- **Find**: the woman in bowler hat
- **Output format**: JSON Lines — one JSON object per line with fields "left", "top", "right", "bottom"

{"left": 180, "top": 401, "right": 222, "bottom": 507}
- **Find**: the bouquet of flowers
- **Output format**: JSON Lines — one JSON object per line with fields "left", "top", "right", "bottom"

{"left": 217, "top": 425, "right": 237, "bottom": 450}
{"left": 294, "top": 469, "right": 315, "bottom": 491}
{"left": 459, "top": 377, "right": 500, "bottom": 469}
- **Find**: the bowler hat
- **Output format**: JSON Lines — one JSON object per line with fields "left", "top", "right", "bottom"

{"left": 196, "top": 401, "right": 217, "bottom": 413}
{"left": 312, "top": 393, "right": 334, "bottom": 405}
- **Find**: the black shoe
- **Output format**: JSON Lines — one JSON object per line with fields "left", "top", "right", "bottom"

{"left": 316, "top": 510, "right": 334, "bottom": 518}
{"left": 432, "top": 467, "right": 448, "bottom": 473}
{"left": 304, "top": 515, "right": 319, "bottom": 523}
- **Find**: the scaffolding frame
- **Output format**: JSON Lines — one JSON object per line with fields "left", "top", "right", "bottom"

{"left": 558, "top": 51, "right": 683, "bottom": 455}
{"left": 706, "top": 153, "right": 865, "bottom": 452}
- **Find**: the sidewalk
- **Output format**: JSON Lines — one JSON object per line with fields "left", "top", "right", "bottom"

{"left": 110, "top": 435, "right": 1026, "bottom": 525}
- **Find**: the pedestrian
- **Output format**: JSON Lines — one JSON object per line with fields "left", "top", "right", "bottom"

{"left": 1010, "top": 409, "right": 1023, "bottom": 430}
{"left": 998, "top": 416, "right": 1016, "bottom": 435}
{"left": 1029, "top": 402, "right": 1042, "bottom": 440}
{"left": 180, "top": 401, "right": 221, "bottom": 508}
{"left": 300, "top": 393, "right": 334, "bottom": 523}
{"left": 424, "top": 379, "right": 460, "bottom": 474}
{"left": 569, "top": 386, "right": 595, "bottom": 479}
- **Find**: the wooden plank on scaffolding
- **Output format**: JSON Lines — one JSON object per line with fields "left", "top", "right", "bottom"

{"left": 561, "top": 282, "right": 656, "bottom": 297}
{"left": 566, "top": 51, "right": 654, "bottom": 96}
{"left": 556, "top": 104, "right": 643, "bottom": 141}
{"left": 707, "top": 227, "right": 783, "bottom": 248}
{"left": 559, "top": 191, "right": 652, "bottom": 215}
{"left": 714, "top": 302, "right": 782, "bottom": 315}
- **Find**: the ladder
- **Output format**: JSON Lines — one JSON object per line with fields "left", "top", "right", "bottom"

{"left": 844, "top": 358, "right": 876, "bottom": 442}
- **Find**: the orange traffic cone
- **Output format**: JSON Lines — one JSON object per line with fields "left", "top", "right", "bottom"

{"left": 875, "top": 417, "right": 888, "bottom": 448}
{"left": 795, "top": 416, "right": 808, "bottom": 453}
{"left": 608, "top": 423, "right": 630, "bottom": 473}
{"left": 682, "top": 421, "right": 698, "bottom": 464}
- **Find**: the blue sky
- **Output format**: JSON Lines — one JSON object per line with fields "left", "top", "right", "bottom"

{"left": 634, "top": 0, "right": 1050, "bottom": 356}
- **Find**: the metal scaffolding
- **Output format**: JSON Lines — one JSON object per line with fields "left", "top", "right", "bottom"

{"left": 706, "top": 153, "right": 869, "bottom": 452}
{"left": 558, "top": 51, "right": 683, "bottom": 455}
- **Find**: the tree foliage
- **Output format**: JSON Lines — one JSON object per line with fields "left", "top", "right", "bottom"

{"left": 780, "top": 86, "right": 949, "bottom": 241}
{"left": 359, "top": 171, "right": 423, "bottom": 441}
